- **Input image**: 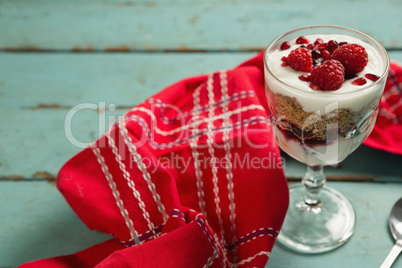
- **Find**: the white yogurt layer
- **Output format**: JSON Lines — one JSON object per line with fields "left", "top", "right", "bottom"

{"left": 265, "top": 34, "right": 387, "bottom": 112}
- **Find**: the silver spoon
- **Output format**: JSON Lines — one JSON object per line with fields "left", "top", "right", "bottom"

{"left": 380, "top": 198, "right": 402, "bottom": 268}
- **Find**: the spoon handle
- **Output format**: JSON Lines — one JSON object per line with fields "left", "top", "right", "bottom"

{"left": 380, "top": 241, "right": 402, "bottom": 268}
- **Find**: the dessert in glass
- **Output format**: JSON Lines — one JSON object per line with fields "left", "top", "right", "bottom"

{"left": 264, "top": 26, "right": 389, "bottom": 253}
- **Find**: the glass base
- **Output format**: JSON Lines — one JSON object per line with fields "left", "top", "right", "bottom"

{"left": 278, "top": 183, "right": 356, "bottom": 253}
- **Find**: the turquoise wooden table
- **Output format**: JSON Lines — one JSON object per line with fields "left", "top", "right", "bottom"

{"left": 1, "top": 0, "right": 402, "bottom": 267}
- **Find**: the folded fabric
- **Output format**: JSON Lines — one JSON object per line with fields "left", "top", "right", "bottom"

{"left": 363, "top": 61, "right": 402, "bottom": 154}
{"left": 19, "top": 51, "right": 289, "bottom": 268}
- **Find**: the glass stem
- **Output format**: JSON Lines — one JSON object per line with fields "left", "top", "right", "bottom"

{"left": 302, "top": 165, "right": 325, "bottom": 206}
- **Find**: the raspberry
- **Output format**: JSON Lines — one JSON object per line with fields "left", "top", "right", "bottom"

{"left": 286, "top": 47, "right": 312, "bottom": 72}
{"left": 331, "top": 43, "right": 368, "bottom": 74}
{"left": 310, "top": 60, "right": 345, "bottom": 91}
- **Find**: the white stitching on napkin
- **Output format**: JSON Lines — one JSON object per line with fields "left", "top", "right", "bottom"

{"left": 105, "top": 128, "right": 157, "bottom": 239}
{"left": 205, "top": 73, "right": 228, "bottom": 252}
{"left": 119, "top": 120, "right": 168, "bottom": 222}
{"left": 91, "top": 142, "right": 140, "bottom": 244}
{"left": 190, "top": 83, "right": 207, "bottom": 217}
{"left": 220, "top": 70, "right": 238, "bottom": 265}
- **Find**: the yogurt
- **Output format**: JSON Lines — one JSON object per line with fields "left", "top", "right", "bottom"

{"left": 265, "top": 34, "right": 386, "bottom": 113}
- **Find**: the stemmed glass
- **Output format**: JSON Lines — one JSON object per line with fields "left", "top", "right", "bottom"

{"left": 264, "top": 26, "right": 389, "bottom": 253}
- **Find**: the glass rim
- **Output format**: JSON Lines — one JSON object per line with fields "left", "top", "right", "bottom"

{"left": 263, "top": 25, "right": 390, "bottom": 96}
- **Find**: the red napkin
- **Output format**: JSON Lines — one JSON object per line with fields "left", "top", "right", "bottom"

{"left": 19, "top": 52, "right": 289, "bottom": 268}
{"left": 363, "top": 61, "right": 402, "bottom": 154}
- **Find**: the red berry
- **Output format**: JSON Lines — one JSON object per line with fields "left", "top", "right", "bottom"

{"left": 296, "top": 36, "right": 310, "bottom": 44}
{"left": 314, "top": 43, "right": 328, "bottom": 50}
{"left": 321, "top": 50, "right": 331, "bottom": 60}
{"left": 314, "top": 38, "right": 324, "bottom": 45}
{"left": 299, "top": 73, "right": 311, "bottom": 81}
{"left": 352, "top": 77, "right": 367, "bottom": 86}
{"left": 311, "top": 50, "right": 321, "bottom": 59}
{"left": 327, "top": 40, "right": 339, "bottom": 53}
{"left": 286, "top": 47, "right": 313, "bottom": 72}
{"left": 307, "top": 43, "right": 314, "bottom": 50}
{"left": 280, "top": 41, "right": 291, "bottom": 50}
{"left": 310, "top": 60, "right": 345, "bottom": 91}
{"left": 365, "top": 73, "right": 380, "bottom": 82}
{"left": 281, "top": 56, "right": 288, "bottom": 66}
{"left": 332, "top": 43, "right": 368, "bottom": 74}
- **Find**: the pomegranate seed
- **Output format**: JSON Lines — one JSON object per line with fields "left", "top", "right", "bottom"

{"left": 352, "top": 77, "right": 367, "bottom": 86}
{"left": 314, "top": 38, "right": 324, "bottom": 45}
{"left": 296, "top": 36, "right": 309, "bottom": 44}
{"left": 281, "top": 55, "right": 288, "bottom": 67}
{"left": 299, "top": 73, "right": 311, "bottom": 81}
{"left": 327, "top": 40, "right": 339, "bottom": 53}
{"left": 280, "top": 41, "right": 291, "bottom": 50}
{"left": 339, "top": 42, "right": 348, "bottom": 46}
{"left": 315, "top": 43, "right": 328, "bottom": 50}
{"left": 321, "top": 50, "right": 331, "bottom": 60}
{"left": 311, "top": 50, "right": 321, "bottom": 59}
{"left": 307, "top": 44, "right": 314, "bottom": 50}
{"left": 365, "top": 73, "right": 380, "bottom": 82}
{"left": 309, "top": 82, "right": 319, "bottom": 91}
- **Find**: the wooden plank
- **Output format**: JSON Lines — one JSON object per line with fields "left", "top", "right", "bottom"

{"left": 269, "top": 182, "right": 402, "bottom": 268}
{"left": 0, "top": 180, "right": 110, "bottom": 267}
{"left": 0, "top": 52, "right": 254, "bottom": 108}
{"left": 1, "top": 51, "right": 402, "bottom": 180}
{"left": 0, "top": 52, "right": 253, "bottom": 178}
{"left": 1, "top": 0, "right": 402, "bottom": 51}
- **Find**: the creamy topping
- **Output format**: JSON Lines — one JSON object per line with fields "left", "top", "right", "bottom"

{"left": 267, "top": 34, "right": 383, "bottom": 93}
{"left": 265, "top": 34, "right": 387, "bottom": 112}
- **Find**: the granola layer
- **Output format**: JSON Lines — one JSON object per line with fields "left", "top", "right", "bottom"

{"left": 268, "top": 92, "right": 378, "bottom": 144}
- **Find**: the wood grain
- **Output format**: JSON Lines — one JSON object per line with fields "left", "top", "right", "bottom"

{"left": 0, "top": 0, "right": 401, "bottom": 51}
{"left": 0, "top": 180, "right": 110, "bottom": 267}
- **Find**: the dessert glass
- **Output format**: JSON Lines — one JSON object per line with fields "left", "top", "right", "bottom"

{"left": 264, "top": 26, "right": 389, "bottom": 253}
